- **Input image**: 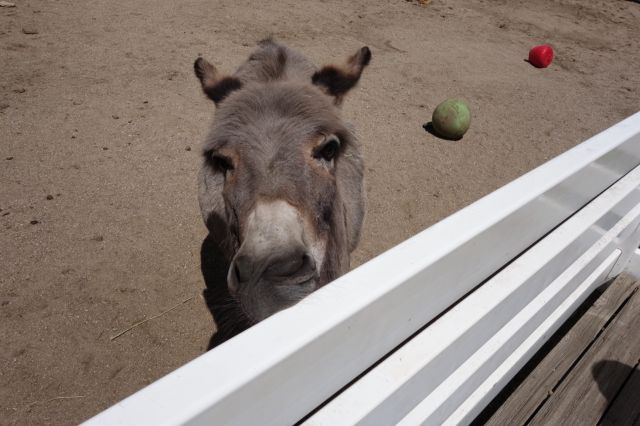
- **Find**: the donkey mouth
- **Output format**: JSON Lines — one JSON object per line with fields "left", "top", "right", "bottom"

{"left": 237, "top": 274, "right": 319, "bottom": 324}
{"left": 272, "top": 271, "right": 318, "bottom": 288}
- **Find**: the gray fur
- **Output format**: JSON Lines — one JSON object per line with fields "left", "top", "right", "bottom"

{"left": 195, "top": 39, "right": 369, "bottom": 324}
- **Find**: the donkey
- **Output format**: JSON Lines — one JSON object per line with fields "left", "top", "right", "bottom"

{"left": 194, "top": 39, "right": 371, "bottom": 329}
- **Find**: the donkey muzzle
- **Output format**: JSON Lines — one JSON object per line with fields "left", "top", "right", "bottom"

{"left": 227, "top": 200, "right": 321, "bottom": 321}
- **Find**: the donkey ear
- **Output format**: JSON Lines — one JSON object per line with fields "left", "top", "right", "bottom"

{"left": 194, "top": 57, "right": 243, "bottom": 105}
{"left": 312, "top": 47, "right": 371, "bottom": 105}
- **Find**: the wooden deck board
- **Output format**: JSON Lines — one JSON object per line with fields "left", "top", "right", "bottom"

{"left": 482, "top": 275, "right": 639, "bottom": 425}
{"left": 528, "top": 281, "right": 640, "bottom": 425}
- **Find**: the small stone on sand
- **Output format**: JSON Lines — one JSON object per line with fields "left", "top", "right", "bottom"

{"left": 22, "top": 27, "right": 39, "bottom": 35}
{"left": 0, "top": 1, "right": 16, "bottom": 7}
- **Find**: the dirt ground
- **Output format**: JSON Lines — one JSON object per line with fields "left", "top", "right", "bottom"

{"left": 1, "top": 0, "right": 638, "bottom": 424}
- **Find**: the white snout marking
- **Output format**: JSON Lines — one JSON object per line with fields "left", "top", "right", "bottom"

{"left": 243, "top": 200, "right": 305, "bottom": 258}
{"left": 239, "top": 200, "right": 326, "bottom": 276}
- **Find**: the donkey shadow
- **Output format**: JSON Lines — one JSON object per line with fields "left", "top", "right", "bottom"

{"left": 200, "top": 215, "right": 251, "bottom": 351}
{"left": 592, "top": 360, "right": 638, "bottom": 408}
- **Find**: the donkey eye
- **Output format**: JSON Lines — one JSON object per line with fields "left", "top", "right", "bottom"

{"left": 212, "top": 155, "right": 234, "bottom": 174}
{"left": 314, "top": 137, "right": 340, "bottom": 163}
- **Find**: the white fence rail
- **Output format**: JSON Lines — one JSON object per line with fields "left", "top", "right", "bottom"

{"left": 84, "top": 112, "right": 640, "bottom": 426}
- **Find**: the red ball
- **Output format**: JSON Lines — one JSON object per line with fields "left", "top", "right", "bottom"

{"left": 528, "top": 44, "right": 554, "bottom": 68}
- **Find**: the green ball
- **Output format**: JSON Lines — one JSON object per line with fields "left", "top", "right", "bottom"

{"left": 432, "top": 98, "right": 471, "bottom": 140}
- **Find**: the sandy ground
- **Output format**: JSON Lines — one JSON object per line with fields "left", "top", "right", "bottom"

{"left": 1, "top": 0, "right": 639, "bottom": 424}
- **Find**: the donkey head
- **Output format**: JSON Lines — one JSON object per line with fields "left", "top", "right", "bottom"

{"left": 195, "top": 40, "right": 370, "bottom": 323}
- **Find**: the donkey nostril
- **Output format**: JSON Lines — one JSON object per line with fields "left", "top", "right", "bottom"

{"left": 234, "top": 263, "right": 242, "bottom": 283}
{"left": 301, "top": 254, "right": 316, "bottom": 272}
{"left": 234, "top": 255, "right": 253, "bottom": 284}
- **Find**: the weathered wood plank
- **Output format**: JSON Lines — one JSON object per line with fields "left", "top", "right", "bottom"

{"left": 600, "top": 364, "right": 640, "bottom": 426}
{"left": 483, "top": 275, "right": 639, "bottom": 425}
{"left": 528, "top": 280, "right": 640, "bottom": 425}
